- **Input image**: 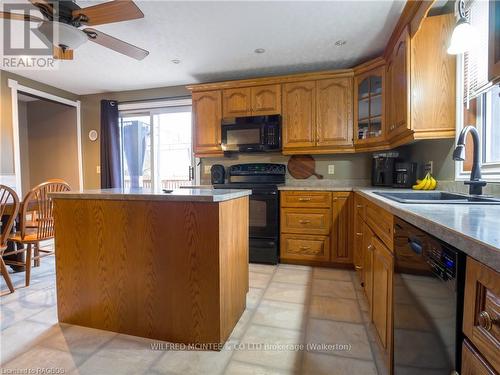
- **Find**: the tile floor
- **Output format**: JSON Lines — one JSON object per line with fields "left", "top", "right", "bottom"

{"left": 1, "top": 245, "right": 387, "bottom": 375}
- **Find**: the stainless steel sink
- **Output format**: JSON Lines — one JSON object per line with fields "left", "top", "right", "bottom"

{"left": 373, "top": 191, "right": 500, "bottom": 204}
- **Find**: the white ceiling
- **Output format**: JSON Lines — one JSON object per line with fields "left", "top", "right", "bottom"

{"left": 1, "top": 1, "right": 406, "bottom": 95}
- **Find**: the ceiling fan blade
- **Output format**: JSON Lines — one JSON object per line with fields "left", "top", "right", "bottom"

{"left": 0, "top": 11, "right": 44, "bottom": 22}
{"left": 53, "top": 46, "right": 73, "bottom": 60}
{"left": 84, "top": 28, "right": 149, "bottom": 60}
{"left": 28, "top": 0, "right": 54, "bottom": 18}
{"left": 74, "top": 0, "right": 143, "bottom": 26}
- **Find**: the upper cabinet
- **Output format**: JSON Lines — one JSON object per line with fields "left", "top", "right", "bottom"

{"left": 222, "top": 84, "right": 280, "bottom": 118}
{"left": 354, "top": 62, "right": 385, "bottom": 147}
{"left": 317, "top": 77, "right": 353, "bottom": 147}
{"left": 282, "top": 81, "right": 317, "bottom": 149}
{"left": 489, "top": 0, "right": 500, "bottom": 82}
{"left": 222, "top": 87, "right": 251, "bottom": 118}
{"left": 386, "top": 26, "right": 410, "bottom": 141}
{"left": 251, "top": 84, "right": 281, "bottom": 115}
{"left": 410, "top": 14, "right": 456, "bottom": 138}
{"left": 282, "top": 77, "right": 354, "bottom": 153}
{"left": 192, "top": 90, "right": 222, "bottom": 156}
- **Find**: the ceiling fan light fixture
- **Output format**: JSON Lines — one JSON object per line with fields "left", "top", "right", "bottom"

{"left": 171, "top": 59, "right": 181, "bottom": 64}
{"left": 254, "top": 48, "right": 265, "bottom": 54}
{"left": 335, "top": 40, "right": 347, "bottom": 47}
{"left": 38, "top": 21, "right": 88, "bottom": 50}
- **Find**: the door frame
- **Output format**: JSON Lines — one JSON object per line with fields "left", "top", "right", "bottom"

{"left": 117, "top": 98, "right": 199, "bottom": 186}
{"left": 8, "top": 79, "right": 83, "bottom": 196}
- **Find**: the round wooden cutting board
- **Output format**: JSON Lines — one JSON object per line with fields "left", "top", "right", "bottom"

{"left": 287, "top": 155, "right": 324, "bottom": 179}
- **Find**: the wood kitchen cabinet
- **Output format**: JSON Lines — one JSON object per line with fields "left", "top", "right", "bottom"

{"left": 386, "top": 26, "right": 410, "bottom": 141}
{"left": 222, "top": 84, "right": 281, "bottom": 118}
{"left": 280, "top": 191, "right": 353, "bottom": 266}
{"left": 192, "top": 90, "right": 222, "bottom": 156}
{"left": 363, "top": 222, "right": 374, "bottom": 309}
{"left": 371, "top": 235, "right": 394, "bottom": 363}
{"left": 462, "top": 339, "right": 497, "bottom": 375}
{"left": 353, "top": 194, "right": 367, "bottom": 284}
{"left": 354, "top": 60, "right": 385, "bottom": 147}
{"left": 489, "top": 0, "right": 500, "bottom": 83}
{"left": 282, "top": 77, "right": 354, "bottom": 152}
{"left": 316, "top": 77, "right": 353, "bottom": 147}
{"left": 282, "top": 81, "right": 317, "bottom": 149}
{"left": 463, "top": 257, "right": 500, "bottom": 373}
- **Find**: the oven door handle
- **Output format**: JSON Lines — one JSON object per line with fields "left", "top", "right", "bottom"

{"left": 408, "top": 237, "right": 423, "bottom": 255}
{"left": 252, "top": 191, "right": 277, "bottom": 196}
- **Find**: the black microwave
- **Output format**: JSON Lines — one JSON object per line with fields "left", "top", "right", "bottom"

{"left": 221, "top": 115, "right": 281, "bottom": 153}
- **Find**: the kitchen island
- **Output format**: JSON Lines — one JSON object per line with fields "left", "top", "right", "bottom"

{"left": 50, "top": 188, "right": 250, "bottom": 346}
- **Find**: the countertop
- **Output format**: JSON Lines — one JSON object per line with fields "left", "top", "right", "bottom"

{"left": 49, "top": 188, "right": 252, "bottom": 203}
{"left": 355, "top": 188, "right": 500, "bottom": 271}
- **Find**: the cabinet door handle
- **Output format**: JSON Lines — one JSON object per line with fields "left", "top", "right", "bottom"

{"left": 355, "top": 265, "right": 363, "bottom": 271}
{"left": 298, "top": 197, "right": 312, "bottom": 202}
{"left": 356, "top": 232, "right": 363, "bottom": 237}
{"left": 356, "top": 204, "right": 364, "bottom": 208}
{"left": 478, "top": 311, "right": 498, "bottom": 331}
{"left": 367, "top": 244, "right": 374, "bottom": 252}
{"left": 299, "top": 220, "right": 311, "bottom": 224}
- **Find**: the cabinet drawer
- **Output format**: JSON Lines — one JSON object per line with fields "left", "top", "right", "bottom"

{"left": 365, "top": 200, "right": 394, "bottom": 250}
{"left": 281, "top": 191, "right": 332, "bottom": 208}
{"left": 462, "top": 339, "right": 497, "bottom": 375}
{"left": 281, "top": 234, "right": 330, "bottom": 262}
{"left": 463, "top": 257, "right": 500, "bottom": 373}
{"left": 281, "top": 208, "right": 331, "bottom": 235}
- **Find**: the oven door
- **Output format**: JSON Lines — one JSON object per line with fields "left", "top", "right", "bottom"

{"left": 221, "top": 123, "right": 264, "bottom": 152}
{"left": 249, "top": 190, "right": 278, "bottom": 239}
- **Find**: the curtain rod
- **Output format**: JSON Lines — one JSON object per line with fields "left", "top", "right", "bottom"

{"left": 118, "top": 95, "right": 192, "bottom": 104}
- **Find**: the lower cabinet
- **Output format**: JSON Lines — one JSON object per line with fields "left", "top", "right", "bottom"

{"left": 371, "top": 235, "right": 394, "bottom": 364}
{"left": 280, "top": 191, "right": 352, "bottom": 265}
{"left": 462, "top": 339, "right": 497, "bottom": 375}
{"left": 363, "top": 222, "right": 375, "bottom": 309}
{"left": 462, "top": 257, "right": 500, "bottom": 373}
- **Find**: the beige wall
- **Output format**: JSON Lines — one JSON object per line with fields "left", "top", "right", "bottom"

{"left": 0, "top": 70, "right": 78, "bottom": 175}
{"left": 79, "top": 85, "right": 189, "bottom": 188}
{"left": 17, "top": 101, "right": 30, "bottom": 194}
{"left": 406, "top": 139, "right": 456, "bottom": 181}
{"left": 25, "top": 100, "right": 79, "bottom": 190}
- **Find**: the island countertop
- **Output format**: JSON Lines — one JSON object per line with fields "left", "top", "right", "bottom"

{"left": 50, "top": 187, "right": 251, "bottom": 202}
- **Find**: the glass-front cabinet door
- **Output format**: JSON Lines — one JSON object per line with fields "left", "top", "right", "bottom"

{"left": 354, "top": 65, "right": 385, "bottom": 145}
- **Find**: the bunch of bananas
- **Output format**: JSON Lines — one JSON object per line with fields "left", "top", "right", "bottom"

{"left": 412, "top": 173, "right": 438, "bottom": 190}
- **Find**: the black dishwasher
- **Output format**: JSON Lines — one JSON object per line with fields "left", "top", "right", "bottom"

{"left": 393, "top": 217, "right": 466, "bottom": 375}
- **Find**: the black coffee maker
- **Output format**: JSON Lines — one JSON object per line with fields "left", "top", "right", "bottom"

{"left": 371, "top": 154, "right": 397, "bottom": 186}
{"left": 393, "top": 162, "right": 418, "bottom": 188}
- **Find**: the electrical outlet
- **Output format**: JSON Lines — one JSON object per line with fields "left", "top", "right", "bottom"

{"left": 96, "top": 165, "right": 101, "bottom": 174}
{"left": 328, "top": 165, "right": 335, "bottom": 175}
{"left": 204, "top": 165, "right": 211, "bottom": 174}
{"left": 424, "top": 161, "right": 433, "bottom": 174}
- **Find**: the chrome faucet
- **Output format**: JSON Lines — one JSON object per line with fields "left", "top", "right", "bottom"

{"left": 453, "top": 125, "right": 487, "bottom": 195}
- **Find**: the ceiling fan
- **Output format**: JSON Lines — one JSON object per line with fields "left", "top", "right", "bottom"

{"left": 0, "top": 0, "right": 149, "bottom": 60}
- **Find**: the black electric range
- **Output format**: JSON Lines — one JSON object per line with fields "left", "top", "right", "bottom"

{"left": 214, "top": 163, "right": 285, "bottom": 264}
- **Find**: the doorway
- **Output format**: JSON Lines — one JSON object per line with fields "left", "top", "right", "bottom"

{"left": 118, "top": 100, "right": 196, "bottom": 189}
{"left": 17, "top": 93, "right": 80, "bottom": 194}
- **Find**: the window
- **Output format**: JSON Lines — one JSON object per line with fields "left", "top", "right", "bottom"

{"left": 456, "top": 0, "right": 500, "bottom": 182}
{"left": 118, "top": 99, "right": 196, "bottom": 189}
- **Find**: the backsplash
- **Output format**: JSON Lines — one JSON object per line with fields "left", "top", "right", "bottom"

{"left": 200, "top": 152, "right": 373, "bottom": 185}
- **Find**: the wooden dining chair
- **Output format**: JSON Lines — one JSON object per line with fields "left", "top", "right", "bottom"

{"left": 6, "top": 179, "right": 70, "bottom": 286}
{"left": 0, "top": 185, "right": 20, "bottom": 293}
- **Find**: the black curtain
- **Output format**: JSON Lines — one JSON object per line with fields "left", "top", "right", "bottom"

{"left": 100, "top": 100, "right": 122, "bottom": 188}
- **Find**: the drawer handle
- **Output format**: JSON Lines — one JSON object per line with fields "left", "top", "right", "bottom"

{"left": 355, "top": 265, "right": 363, "bottom": 271}
{"left": 298, "top": 197, "right": 312, "bottom": 202}
{"left": 478, "top": 311, "right": 498, "bottom": 331}
{"left": 356, "top": 205, "right": 363, "bottom": 208}
{"left": 356, "top": 232, "right": 363, "bottom": 237}
{"left": 299, "top": 220, "right": 311, "bottom": 224}
{"left": 299, "top": 246, "right": 311, "bottom": 250}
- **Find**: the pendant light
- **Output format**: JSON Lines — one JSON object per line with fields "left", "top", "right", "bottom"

{"left": 447, "top": 0, "right": 476, "bottom": 54}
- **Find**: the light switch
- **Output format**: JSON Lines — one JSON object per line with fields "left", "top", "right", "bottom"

{"left": 204, "top": 165, "right": 211, "bottom": 174}
{"left": 328, "top": 165, "right": 335, "bottom": 175}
